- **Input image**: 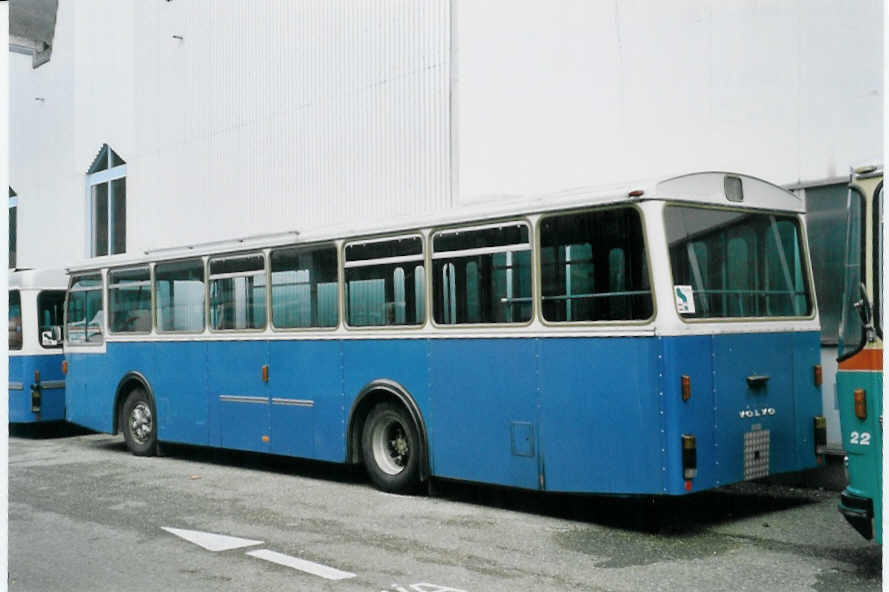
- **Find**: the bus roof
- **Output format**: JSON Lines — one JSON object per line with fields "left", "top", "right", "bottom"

{"left": 66, "top": 171, "right": 802, "bottom": 274}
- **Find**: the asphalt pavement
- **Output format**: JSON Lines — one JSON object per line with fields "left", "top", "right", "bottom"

{"left": 8, "top": 424, "right": 882, "bottom": 592}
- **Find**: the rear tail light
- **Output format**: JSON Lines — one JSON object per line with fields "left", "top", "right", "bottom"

{"left": 854, "top": 389, "right": 867, "bottom": 420}
{"left": 62, "top": 360, "right": 68, "bottom": 374}
{"left": 681, "top": 375, "right": 691, "bottom": 402}
{"left": 813, "top": 365, "right": 822, "bottom": 386}
{"left": 681, "top": 434, "right": 697, "bottom": 479}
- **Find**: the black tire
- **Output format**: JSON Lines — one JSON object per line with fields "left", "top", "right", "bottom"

{"left": 121, "top": 388, "right": 157, "bottom": 456}
{"left": 361, "top": 402, "right": 420, "bottom": 494}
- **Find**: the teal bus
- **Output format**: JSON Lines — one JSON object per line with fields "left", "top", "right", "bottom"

{"left": 836, "top": 166, "right": 883, "bottom": 542}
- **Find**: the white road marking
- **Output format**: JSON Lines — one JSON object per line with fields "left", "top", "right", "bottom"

{"left": 246, "top": 549, "right": 356, "bottom": 580}
{"left": 161, "top": 527, "right": 264, "bottom": 552}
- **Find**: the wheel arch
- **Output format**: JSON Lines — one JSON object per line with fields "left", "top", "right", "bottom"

{"left": 346, "top": 379, "right": 430, "bottom": 482}
{"left": 113, "top": 371, "right": 156, "bottom": 435}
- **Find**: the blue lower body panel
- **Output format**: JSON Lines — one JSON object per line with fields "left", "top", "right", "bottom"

{"left": 9, "top": 354, "right": 65, "bottom": 423}
{"left": 65, "top": 331, "right": 821, "bottom": 495}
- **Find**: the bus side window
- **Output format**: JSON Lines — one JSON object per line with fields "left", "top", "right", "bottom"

{"left": 208, "top": 253, "right": 266, "bottom": 331}
{"left": 109, "top": 267, "right": 152, "bottom": 334}
{"left": 155, "top": 259, "right": 205, "bottom": 333}
{"left": 344, "top": 236, "right": 424, "bottom": 327}
{"left": 540, "top": 208, "right": 651, "bottom": 322}
{"left": 432, "top": 222, "right": 532, "bottom": 325}
{"left": 37, "top": 290, "right": 66, "bottom": 347}
{"left": 66, "top": 274, "right": 103, "bottom": 345}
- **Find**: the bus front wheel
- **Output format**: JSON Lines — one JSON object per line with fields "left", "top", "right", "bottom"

{"left": 121, "top": 388, "right": 157, "bottom": 456}
{"left": 361, "top": 402, "right": 420, "bottom": 494}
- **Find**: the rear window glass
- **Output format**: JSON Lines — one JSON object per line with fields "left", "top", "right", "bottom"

{"left": 665, "top": 206, "right": 812, "bottom": 318}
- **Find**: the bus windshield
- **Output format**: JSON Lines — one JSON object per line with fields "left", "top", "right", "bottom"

{"left": 665, "top": 205, "right": 811, "bottom": 319}
{"left": 874, "top": 183, "right": 882, "bottom": 338}
{"left": 838, "top": 188, "right": 865, "bottom": 359}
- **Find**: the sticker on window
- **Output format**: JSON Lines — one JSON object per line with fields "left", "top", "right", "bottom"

{"left": 674, "top": 285, "right": 695, "bottom": 313}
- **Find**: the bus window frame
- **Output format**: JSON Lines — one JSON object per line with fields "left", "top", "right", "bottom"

{"left": 342, "top": 232, "right": 427, "bottom": 330}
{"left": 154, "top": 257, "right": 207, "bottom": 335}
{"left": 838, "top": 186, "right": 868, "bottom": 362}
{"left": 207, "top": 251, "right": 268, "bottom": 333}
{"left": 107, "top": 265, "right": 154, "bottom": 335}
{"left": 269, "top": 241, "right": 341, "bottom": 333}
{"left": 430, "top": 218, "right": 535, "bottom": 329}
{"left": 65, "top": 273, "right": 106, "bottom": 346}
{"left": 873, "top": 181, "right": 883, "bottom": 340}
{"left": 536, "top": 204, "right": 656, "bottom": 327}
{"left": 664, "top": 203, "right": 817, "bottom": 323}
{"left": 36, "top": 289, "right": 66, "bottom": 349}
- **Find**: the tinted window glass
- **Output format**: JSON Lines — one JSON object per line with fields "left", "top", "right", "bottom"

{"left": 875, "top": 183, "right": 883, "bottom": 338}
{"left": 433, "top": 223, "right": 531, "bottom": 324}
{"left": 9, "top": 290, "right": 21, "bottom": 350}
{"left": 839, "top": 189, "right": 865, "bottom": 359}
{"left": 345, "top": 236, "right": 424, "bottom": 327}
{"left": 805, "top": 183, "right": 848, "bottom": 343}
{"left": 540, "top": 209, "right": 651, "bottom": 322}
{"left": 37, "top": 290, "right": 65, "bottom": 348}
{"left": 155, "top": 260, "right": 205, "bottom": 332}
{"left": 665, "top": 206, "right": 812, "bottom": 318}
{"left": 346, "top": 236, "right": 422, "bottom": 261}
{"left": 9, "top": 205, "right": 16, "bottom": 268}
{"left": 109, "top": 267, "right": 152, "bottom": 333}
{"left": 209, "top": 254, "right": 266, "bottom": 331}
{"left": 66, "top": 274, "right": 104, "bottom": 344}
{"left": 271, "top": 245, "right": 338, "bottom": 328}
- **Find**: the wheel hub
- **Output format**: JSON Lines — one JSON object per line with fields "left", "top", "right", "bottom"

{"left": 371, "top": 419, "right": 410, "bottom": 475}
{"left": 129, "top": 402, "right": 152, "bottom": 444}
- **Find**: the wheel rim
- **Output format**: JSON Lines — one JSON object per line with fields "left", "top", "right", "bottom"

{"left": 370, "top": 416, "right": 409, "bottom": 476}
{"left": 129, "top": 402, "right": 153, "bottom": 445}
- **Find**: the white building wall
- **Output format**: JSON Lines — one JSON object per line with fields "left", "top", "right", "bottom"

{"left": 9, "top": 0, "right": 882, "bottom": 268}
{"left": 11, "top": 0, "right": 451, "bottom": 268}
{"left": 455, "top": 1, "right": 883, "bottom": 202}
{"left": 9, "top": 0, "right": 78, "bottom": 270}
{"left": 126, "top": 0, "right": 451, "bottom": 253}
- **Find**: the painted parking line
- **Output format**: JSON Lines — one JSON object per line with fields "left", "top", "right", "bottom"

{"left": 161, "top": 527, "right": 263, "bottom": 552}
{"left": 246, "top": 549, "right": 356, "bottom": 580}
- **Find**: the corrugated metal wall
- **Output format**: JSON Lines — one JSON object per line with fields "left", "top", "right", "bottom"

{"left": 11, "top": 0, "right": 452, "bottom": 267}
{"left": 129, "top": 0, "right": 451, "bottom": 251}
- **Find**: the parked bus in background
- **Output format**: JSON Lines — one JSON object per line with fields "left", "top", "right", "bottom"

{"left": 64, "top": 172, "right": 824, "bottom": 496}
{"left": 9, "top": 269, "right": 67, "bottom": 423}
{"left": 837, "top": 165, "right": 883, "bottom": 542}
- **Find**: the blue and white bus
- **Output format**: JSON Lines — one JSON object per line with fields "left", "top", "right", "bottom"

{"left": 64, "top": 172, "right": 825, "bottom": 495}
{"left": 9, "top": 269, "right": 67, "bottom": 423}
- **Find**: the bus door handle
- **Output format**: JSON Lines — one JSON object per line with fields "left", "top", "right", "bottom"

{"left": 746, "top": 375, "right": 769, "bottom": 389}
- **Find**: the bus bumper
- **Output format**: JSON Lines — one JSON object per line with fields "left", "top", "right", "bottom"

{"left": 838, "top": 491, "right": 873, "bottom": 540}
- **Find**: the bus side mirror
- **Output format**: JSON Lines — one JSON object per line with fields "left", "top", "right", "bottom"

{"left": 40, "top": 325, "right": 62, "bottom": 346}
{"left": 854, "top": 282, "right": 872, "bottom": 327}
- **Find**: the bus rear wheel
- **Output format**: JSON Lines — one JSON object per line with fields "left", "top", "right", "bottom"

{"left": 361, "top": 402, "right": 420, "bottom": 494}
{"left": 121, "top": 388, "right": 157, "bottom": 456}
